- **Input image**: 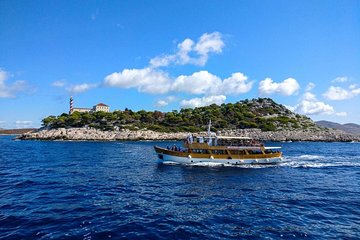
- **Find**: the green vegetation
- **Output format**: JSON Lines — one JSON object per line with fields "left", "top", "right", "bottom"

{"left": 42, "top": 98, "right": 318, "bottom": 132}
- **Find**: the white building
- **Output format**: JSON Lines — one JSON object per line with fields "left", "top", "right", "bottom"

{"left": 92, "top": 103, "right": 110, "bottom": 112}
{"left": 70, "top": 97, "right": 110, "bottom": 114}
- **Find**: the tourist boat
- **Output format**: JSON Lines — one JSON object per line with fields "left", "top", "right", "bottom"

{"left": 154, "top": 122, "right": 283, "bottom": 165}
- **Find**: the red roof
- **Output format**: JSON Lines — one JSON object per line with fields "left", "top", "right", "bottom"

{"left": 96, "top": 103, "right": 108, "bottom": 107}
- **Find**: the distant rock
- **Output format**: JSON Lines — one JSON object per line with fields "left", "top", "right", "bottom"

{"left": 316, "top": 121, "right": 360, "bottom": 135}
{"left": 16, "top": 127, "right": 360, "bottom": 142}
{"left": 0, "top": 128, "right": 37, "bottom": 135}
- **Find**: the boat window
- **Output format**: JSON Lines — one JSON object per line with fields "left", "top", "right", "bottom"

{"left": 248, "top": 150, "right": 263, "bottom": 154}
{"left": 192, "top": 149, "right": 209, "bottom": 154}
{"left": 229, "top": 150, "right": 246, "bottom": 155}
{"left": 211, "top": 150, "right": 225, "bottom": 155}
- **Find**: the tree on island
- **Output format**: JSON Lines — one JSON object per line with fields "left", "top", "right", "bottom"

{"left": 41, "top": 98, "right": 317, "bottom": 132}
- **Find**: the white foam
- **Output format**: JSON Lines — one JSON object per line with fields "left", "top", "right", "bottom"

{"left": 298, "top": 154, "right": 324, "bottom": 160}
{"left": 162, "top": 161, "right": 180, "bottom": 165}
{"left": 280, "top": 161, "right": 360, "bottom": 168}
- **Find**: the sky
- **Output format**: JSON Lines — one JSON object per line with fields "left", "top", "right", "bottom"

{"left": 1, "top": 0, "right": 360, "bottom": 129}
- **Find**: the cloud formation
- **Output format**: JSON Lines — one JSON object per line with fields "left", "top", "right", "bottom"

{"left": 104, "top": 32, "right": 256, "bottom": 101}
{"left": 180, "top": 95, "right": 226, "bottom": 108}
{"left": 155, "top": 96, "right": 176, "bottom": 107}
{"left": 52, "top": 80, "right": 67, "bottom": 87}
{"left": 67, "top": 83, "right": 98, "bottom": 94}
{"left": 222, "top": 73, "right": 254, "bottom": 95}
{"left": 15, "top": 120, "right": 34, "bottom": 128}
{"left": 305, "top": 82, "right": 315, "bottom": 92}
{"left": 105, "top": 69, "right": 254, "bottom": 97}
{"left": 294, "top": 92, "right": 334, "bottom": 115}
{"left": 332, "top": 76, "right": 348, "bottom": 83}
{"left": 172, "top": 71, "right": 222, "bottom": 94}
{"left": 259, "top": 77, "right": 300, "bottom": 96}
{"left": 104, "top": 68, "right": 171, "bottom": 94}
{"left": 323, "top": 86, "right": 360, "bottom": 100}
{"left": 150, "top": 32, "right": 224, "bottom": 67}
{"left": 0, "top": 69, "right": 28, "bottom": 98}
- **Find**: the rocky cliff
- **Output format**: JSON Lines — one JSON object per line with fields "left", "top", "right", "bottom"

{"left": 17, "top": 127, "right": 360, "bottom": 142}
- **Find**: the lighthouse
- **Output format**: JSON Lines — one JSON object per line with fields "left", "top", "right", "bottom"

{"left": 69, "top": 96, "right": 73, "bottom": 114}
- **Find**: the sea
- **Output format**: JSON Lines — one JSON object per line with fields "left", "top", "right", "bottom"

{"left": 0, "top": 135, "right": 359, "bottom": 239}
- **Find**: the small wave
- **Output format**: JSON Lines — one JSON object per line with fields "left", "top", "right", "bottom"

{"left": 298, "top": 155, "right": 324, "bottom": 160}
{"left": 191, "top": 162, "right": 225, "bottom": 167}
{"left": 280, "top": 161, "right": 360, "bottom": 168}
{"left": 121, "top": 150, "right": 133, "bottom": 154}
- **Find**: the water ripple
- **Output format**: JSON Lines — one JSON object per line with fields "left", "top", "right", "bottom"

{"left": 0, "top": 137, "right": 360, "bottom": 239}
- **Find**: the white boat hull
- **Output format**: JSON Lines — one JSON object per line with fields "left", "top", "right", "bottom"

{"left": 158, "top": 152, "right": 283, "bottom": 165}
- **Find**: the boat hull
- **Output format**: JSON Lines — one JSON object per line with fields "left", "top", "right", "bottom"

{"left": 154, "top": 146, "right": 282, "bottom": 165}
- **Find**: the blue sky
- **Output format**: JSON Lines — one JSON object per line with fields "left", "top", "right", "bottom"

{"left": 1, "top": 0, "right": 359, "bottom": 128}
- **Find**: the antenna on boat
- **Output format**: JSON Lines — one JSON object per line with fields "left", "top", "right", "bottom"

{"left": 207, "top": 119, "right": 211, "bottom": 137}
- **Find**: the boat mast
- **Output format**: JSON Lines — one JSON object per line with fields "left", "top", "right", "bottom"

{"left": 207, "top": 119, "right": 211, "bottom": 138}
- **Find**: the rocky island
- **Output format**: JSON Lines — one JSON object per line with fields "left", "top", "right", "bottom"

{"left": 17, "top": 98, "right": 360, "bottom": 142}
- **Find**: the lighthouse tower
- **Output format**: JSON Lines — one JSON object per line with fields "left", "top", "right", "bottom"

{"left": 69, "top": 96, "right": 73, "bottom": 114}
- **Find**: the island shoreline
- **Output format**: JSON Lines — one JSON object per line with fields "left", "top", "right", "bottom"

{"left": 15, "top": 127, "right": 360, "bottom": 142}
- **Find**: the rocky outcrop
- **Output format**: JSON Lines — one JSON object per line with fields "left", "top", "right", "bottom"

{"left": 16, "top": 127, "right": 360, "bottom": 142}
{"left": 16, "top": 128, "right": 189, "bottom": 141}
{"left": 218, "top": 129, "right": 360, "bottom": 142}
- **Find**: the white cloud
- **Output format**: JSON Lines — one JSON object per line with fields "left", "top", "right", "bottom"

{"left": 349, "top": 84, "right": 358, "bottom": 89}
{"left": 155, "top": 96, "right": 176, "bottom": 107}
{"left": 193, "top": 32, "right": 224, "bottom": 66}
{"left": 150, "top": 32, "right": 224, "bottom": 67}
{"left": 293, "top": 88, "right": 348, "bottom": 116}
{"left": 67, "top": 83, "right": 98, "bottom": 94}
{"left": 155, "top": 100, "right": 169, "bottom": 107}
{"left": 0, "top": 120, "right": 7, "bottom": 128}
{"left": 259, "top": 77, "right": 300, "bottom": 96}
{"left": 104, "top": 68, "right": 255, "bottom": 96}
{"left": 0, "top": 69, "right": 28, "bottom": 98}
{"left": 222, "top": 72, "right": 254, "bottom": 95}
{"left": 305, "top": 82, "right": 315, "bottom": 92}
{"left": 177, "top": 38, "right": 194, "bottom": 64}
{"left": 104, "top": 68, "right": 171, "bottom": 94}
{"left": 335, "top": 112, "right": 347, "bottom": 117}
{"left": 302, "top": 92, "right": 317, "bottom": 101}
{"left": 332, "top": 76, "right": 348, "bottom": 83}
{"left": 52, "top": 80, "right": 66, "bottom": 87}
{"left": 294, "top": 92, "right": 335, "bottom": 115}
{"left": 15, "top": 120, "right": 33, "bottom": 129}
{"left": 323, "top": 86, "right": 360, "bottom": 100}
{"left": 180, "top": 95, "right": 226, "bottom": 108}
{"left": 52, "top": 79, "right": 97, "bottom": 94}
{"left": 295, "top": 99, "right": 334, "bottom": 115}
{"left": 172, "top": 71, "right": 222, "bottom": 94}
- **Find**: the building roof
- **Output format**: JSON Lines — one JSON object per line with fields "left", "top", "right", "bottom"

{"left": 96, "top": 103, "right": 109, "bottom": 107}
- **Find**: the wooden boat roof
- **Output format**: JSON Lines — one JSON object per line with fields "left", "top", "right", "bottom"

{"left": 215, "top": 136, "right": 252, "bottom": 140}
{"left": 264, "top": 146, "right": 282, "bottom": 149}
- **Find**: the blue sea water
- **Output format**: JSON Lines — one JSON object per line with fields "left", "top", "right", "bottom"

{"left": 0, "top": 135, "right": 360, "bottom": 239}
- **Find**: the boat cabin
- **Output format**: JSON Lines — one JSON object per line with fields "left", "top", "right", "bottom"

{"left": 189, "top": 135, "right": 262, "bottom": 147}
